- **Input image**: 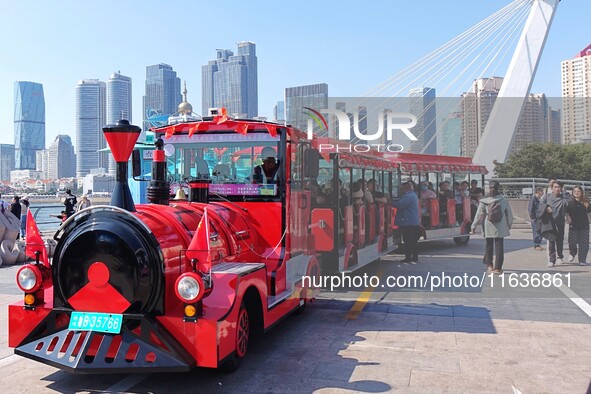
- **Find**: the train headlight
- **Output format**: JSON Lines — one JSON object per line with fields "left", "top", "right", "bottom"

{"left": 17, "top": 265, "right": 42, "bottom": 292}
{"left": 175, "top": 273, "right": 204, "bottom": 303}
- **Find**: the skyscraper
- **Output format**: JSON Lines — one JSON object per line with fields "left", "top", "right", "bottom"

{"left": 48, "top": 135, "right": 76, "bottom": 179}
{"left": 461, "top": 77, "right": 503, "bottom": 157}
{"left": 202, "top": 42, "right": 258, "bottom": 118}
{"left": 14, "top": 81, "right": 45, "bottom": 170}
{"left": 561, "top": 44, "right": 591, "bottom": 144}
{"left": 76, "top": 79, "right": 106, "bottom": 178}
{"left": 409, "top": 87, "right": 436, "bottom": 154}
{"left": 143, "top": 64, "right": 181, "bottom": 133}
{"left": 285, "top": 83, "right": 328, "bottom": 133}
{"left": 274, "top": 101, "right": 285, "bottom": 123}
{"left": 442, "top": 112, "right": 462, "bottom": 156}
{"left": 107, "top": 72, "right": 132, "bottom": 173}
{"left": 0, "top": 144, "right": 15, "bottom": 181}
{"left": 548, "top": 108, "right": 561, "bottom": 144}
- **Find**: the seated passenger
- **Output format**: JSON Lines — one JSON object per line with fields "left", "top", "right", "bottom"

{"left": 351, "top": 182, "right": 364, "bottom": 208}
{"left": 213, "top": 163, "right": 232, "bottom": 181}
{"left": 195, "top": 157, "right": 210, "bottom": 178}
{"left": 438, "top": 181, "right": 453, "bottom": 218}
{"left": 253, "top": 146, "right": 279, "bottom": 184}
{"left": 455, "top": 181, "right": 469, "bottom": 222}
{"left": 419, "top": 181, "right": 437, "bottom": 216}
{"left": 367, "top": 179, "right": 387, "bottom": 204}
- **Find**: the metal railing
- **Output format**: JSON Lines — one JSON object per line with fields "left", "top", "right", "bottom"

{"left": 29, "top": 204, "right": 63, "bottom": 236}
{"left": 493, "top": 178, "right": 591, "bottom": 199}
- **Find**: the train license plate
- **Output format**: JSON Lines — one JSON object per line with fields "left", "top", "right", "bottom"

{"left": 68, "top": 312, "right": 123, "bottom": 334}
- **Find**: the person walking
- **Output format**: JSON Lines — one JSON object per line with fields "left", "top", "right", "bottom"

{"left": 9, "top": 196, "right": 21, "bottom": 218}
{"left": 528, "top": 187, "right": 545, "bottom": 251}
{"left": 471, "top": 180, "right": 513, "bottom": 274}
{"left": 19, "top": 196, "right": 29, "bottom": 239}
{"left": 77, "top": 194, "right": 92, "bottom": 211}
{"left": 392, "top": 181, "right": 420, "bottom": 263}
{"left": 9, "top": 196, "right": 22, "bottom": 240}
{"left": 565, "top": 186, "right": 591, "bottom": 266}
{"left": 537, "top": 181, "right": 568, "bottom": 267}
{"left": 63, "top": 189, "right": 77, "bottom": 218}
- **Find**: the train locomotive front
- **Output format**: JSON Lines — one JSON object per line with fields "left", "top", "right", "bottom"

{"left": 8, "top": 120, "right": 292, "bottom": 373}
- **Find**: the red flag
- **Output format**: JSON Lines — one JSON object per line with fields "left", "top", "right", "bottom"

{"left": 235, "top": 122, "right": 249, "bottom": 135}
{"left": 265, "top": 124, "right": 277, "bottom": 137}
{"left": 25, "top": 210, "right": 49, "bottom": 267}
{"left": 186, "top": 208, "right": 212, "bottom": 272}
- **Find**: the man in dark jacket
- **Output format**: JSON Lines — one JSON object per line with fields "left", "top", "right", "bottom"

{"left": 63, "top": 189, "right": 77, "bottom": 218}
{"left": 393, "top": 182, "right": 420, "bottom": 263}
{"left": 537, "top": 181, "right": 568, "bottom": 267}
{"left": 528, "top": 188, "right": 544, "bottom": 251}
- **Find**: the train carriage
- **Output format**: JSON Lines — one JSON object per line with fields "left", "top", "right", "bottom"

{"left": 8, "top": 110, "right": 486, "bottom": 373}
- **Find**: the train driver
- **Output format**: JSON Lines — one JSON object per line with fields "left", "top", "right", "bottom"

{"left": 253, "top": 146, "right": 279, "bottom": 184}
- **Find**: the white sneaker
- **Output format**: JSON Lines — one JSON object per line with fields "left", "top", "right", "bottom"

{"left": 579, "top": 262, "right": 588, "bottom": 266}
{"left": 547, "top": 261, "right": 555, "bottom": 267}
{"left": 556, "top": 258, "right": 564, "bottom": 265}
{"left": 568, "top": 255, "right": 576, "bottom": 263}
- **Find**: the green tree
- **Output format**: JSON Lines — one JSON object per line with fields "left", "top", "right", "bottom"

{"left": 494, "top": 142, "right": 591, "bottom": 181}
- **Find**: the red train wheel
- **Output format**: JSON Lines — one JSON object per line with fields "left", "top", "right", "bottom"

{"left": 236, "top": 305, "right": 249, "bottom": 358}
{"left": 221, "top": 302, "right": 249, "bottom": 372}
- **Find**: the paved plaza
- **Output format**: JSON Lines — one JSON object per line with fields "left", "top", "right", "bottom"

{"left": 1, "top": 228, "right": 590, "bottom": 393}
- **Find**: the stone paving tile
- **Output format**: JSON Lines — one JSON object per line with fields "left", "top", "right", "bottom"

{"left": 387, "top": 304, "right": 454, "bottom": 317}
{"left": 348, "top": 363, "right": 411, "bottom": 388}
{"left": 412, "top": 332, "right": 457, "bottom": 351}
{"left": 410, "top": 351, "right": 462, "bottom": 373}
{"left": 409, "top": 369, "right": 513, "bottom": 392}
{"left": 309, "top": 361, "right": 359, "bottom": 382}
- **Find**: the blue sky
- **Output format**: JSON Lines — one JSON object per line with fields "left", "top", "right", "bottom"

{"left": 0, "top": 0, "right": 589, "bottom": 147}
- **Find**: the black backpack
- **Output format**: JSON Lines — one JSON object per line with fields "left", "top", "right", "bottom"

{"left": 487, "top": 200, "right": 503, "bottom": 223}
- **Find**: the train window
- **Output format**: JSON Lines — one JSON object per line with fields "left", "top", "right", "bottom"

{"left": 318, "top": 156, "right": 333, "bottom": 185}
{"left": 391, "top": 170, "right": 400, "bottom": 198}
{"left": 161, "top": 132, "right": 281, "bottom": 199}
{"left": 339, "top": 167, "right": 350, "bottom": 205}
{"left": 292, "top": 144, "right": 304, "bottom": 183}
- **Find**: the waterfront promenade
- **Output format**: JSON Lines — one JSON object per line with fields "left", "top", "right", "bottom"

{"left": 0, "top": 228, "right": 590, "bottom": 393}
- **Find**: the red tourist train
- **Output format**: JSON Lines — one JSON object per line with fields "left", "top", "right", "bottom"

{"left": 8, "top": 110, "right": 486, "bottom": 373}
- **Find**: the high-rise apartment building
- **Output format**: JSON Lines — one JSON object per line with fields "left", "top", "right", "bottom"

{"left": 143, "top": 64, "right": 181, "bottom": 133}
{"left": 561, "top": 44, "right": 591, "bottom": 144}
{"left": 285, "top": 83, "right": 328, "bottom": 133}
{"left": 14, "top": 81, "right": 45, "bottom": 170}
{"left": 409, "top": 87, "right": 436, "bottom": 154}
{"left": 461, "top": 77, "right": 559, "bottom": 157}
{"left": 48, "top": 135, "right": 76, "bottom": 179}
{"left": 76, "top": 79, "right": 106, "bottom": 178}
{"left": 36, "top": 149, "right": 48, "bottom": 179}
{"left": 461, "top": 77, "right": 503, "bottom": 158}
{"left": 511, "top": 94, "right": 549, "bottom": 153}
{"left": 0, "top": 144, "right": 15, "bottom": 181}
{"left": 107, "top": 72, "right": 132, "bottom": 173}
{"left": 202, "top": 42, "right": 258, "bottom": 118}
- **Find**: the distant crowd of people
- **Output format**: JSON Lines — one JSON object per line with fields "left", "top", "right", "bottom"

{"left": 0, "top": 190, "right": 93, "bottom": 241}
{"left": 0, "top": 193, "right": 30, "bottom": 240}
